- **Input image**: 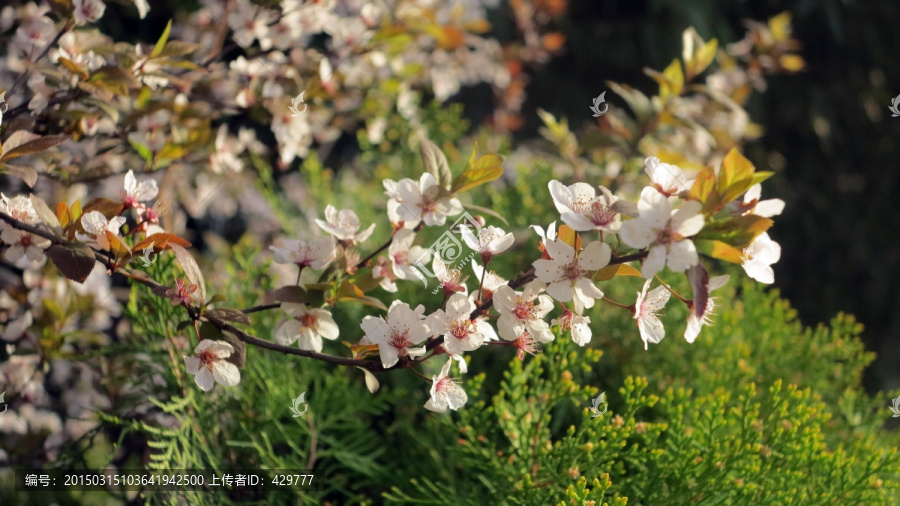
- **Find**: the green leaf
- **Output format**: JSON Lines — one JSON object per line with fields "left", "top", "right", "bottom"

{"left": 593, "top": 263, "right": 642, "bottom": 281}
{"left": 695, "top": 239, "right": 744, "bottom": 264}
{"left": 272, "top": 286, "right": 307, "bottom": 304}
{"left": 30, "top": 194, "right": 62, "bottom": 237}
{"left": 697, "top": 215, "right": 773, "bottom": 248}
{"left": 206, "top": 308, "right": 251, "bottom": 326}
{"left": 46, "top": 243, "right": 96, "bottom": 284}
{"left": 151, "top": 19, "right": 173, "bottom": 59}
{"left": 450, "top": 151, "right": 504, "bottom": 193}
{"left": 420, "top": 138, "right": 452, "bottom": 190}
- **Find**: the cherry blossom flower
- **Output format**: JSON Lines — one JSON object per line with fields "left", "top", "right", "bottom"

{"left": 633, "top": 279, "right": 671, "bottom": 350}
{"left": 432, "top": 254, "right": 468, "bottom": 295}
{"left": 275, "top": 303, "right": 339, "bottom": 352}
{"left": 741, "top": 232, "right": 781, "bottom": 284}
{"left": 388, "top": 229, "right": 432, "bottom": 281}
{"left": 548, "top": 180, "right": 630, "bottom": 232}
{"left": 427, "top": 292, "right": 496, "bottom": 355}
{"left": 360, "top": 300, "right": 431, "bottom": 368}
{"left": 531, "top": 221, "right": 557, "bottom": 259}
{"left": 372, "top": 256, "right": 398, "bottom": 292}
{"left": 209, "top": 125, "right": 245, "bottom": 174}
{"left": 552, "top": 308, "right": 592, "bottom": 346}
{"left": 75, "top": 211, "right": 126, "bottom": 251}
{"left": 512, "top": 331, "right": 540, "bottom": 361}
{"left": 532, "top": 238, "right": 610, "bottom": 314}
{"left": 184, "top": 340, "right": 241, "bottom": 391}
{"left": 120, "top": 170, "right": 158, "bottom": 208}
{"left": 315, "top": 205, "right": 375, "bottom": 244}
{"left": 644, "top": 156, "right": 692, "bottom": 196}
{"left": 386, "top": 173, "right": 463, "bottom": 227}
{"left": 685, "top": 274, "right": 729, "bottom": 343}
{"left": 165, "top": 278, "right": 198, "bottom": 306}
{"left": 1, "top": 311, "right": 32, "bottom": 342}
{"left": 619, "top": 187, "right": 705, "bottom": 279}
{"left": 470, "top": 259, "right": 507, "bottom": 303}
{"left": 742, "top": 184, "right": 785, "bottom": 218}
{"left": 461, "top": 225, "right": 514, "bottom": 263}
{"left": 0, "top": 194, "right": 50, "bottom": 265}
{"left": 424, "top": 359, "right": 467, "bottom": 412}
{"left": 269, "top": 238, "right": 335, "bottom": 270}
{"left": 493, "top": 280, "right": 554, "bottom": 342}
{"left": 72, "top": 0, "right": 105, "bottom": 25}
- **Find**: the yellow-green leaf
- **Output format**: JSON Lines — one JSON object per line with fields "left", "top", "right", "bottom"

{"left": 593, "top": 263, "right": 642, "bottom": 281}
{"left": 151, "top": 19, "right": 173, "bottom": 58}
{"left": 695, "top": 239, "right": 744, "bottom": 264}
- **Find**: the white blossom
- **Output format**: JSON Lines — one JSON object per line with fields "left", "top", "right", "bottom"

{"left": 270, "top": 238, "right": 335, "bottom": 270}
{"left": 120, "top": 170, "right": 158, "bottom": 207}
{"left": 461, "top": 225, "right": 514, "bottom": 260}
{"left": 427, "top": 292, "right": 495, "bottom": 355}
{"left": 532, "top": 238, "right": 610, "bottom": 314}
{"left": 315, "top": 204, "right": 375, "bottom": 243}
{"left": 644, "top": 156, "right": 692, "bottom": 196}
{"left": 633, "top": 279, "right": 670, "bottom": 350}
{"left": 184, "top": 340, "right": 241, "bottom": 391}
{"left": 385, "top": 173, "right": 463, "bottom": 227}
{"left": 75, "top": 211, "right": 126, "bottom": 251}
{"left": 743, "top": 184, "right": 785, "bottom": 218}
{"left": 685, "top": 274, "right": 729, "bottom": 343}
{"left": 741, "top": 232, "right": 781, "bottom": 284}
{"left": 548, "top": 180, "right": 626, "bottom": 232}
{"left": 425, "top": 359, "right": 467, "bottom": 412}
{"left": 619, "top": 187, "right": 705, "bottom": 279}
{"left": 72, "top": 0, "right": 105, "bottom": 25}
{"left": 0, "top": 194, "right": 50, "bottom": 265}
{"left": 493, "top": 280, "right": 553, "bottom": 342}
{"left": 275, "top": 303, "right": 339, "bottom": 352}
{"left": 552, "top": 309, "right": 592, "bottom": 346}
{"left": 360, "top": 300, "right": 431, "bottom": 368}
{"left": 388, "top": 229, "right": 431, "bottom": 281}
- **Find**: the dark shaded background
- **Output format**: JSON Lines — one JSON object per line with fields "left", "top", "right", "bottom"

{"left": 513, "top": 0, "right": 900, "bottom": 390}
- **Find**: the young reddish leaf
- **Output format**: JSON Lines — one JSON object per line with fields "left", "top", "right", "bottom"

{"left": 686, "top": 264, "right": 710, "bottom": 321}
{"left": 0, "top": 133, "right": 68, "bottom": 162}
{"left": 46, "top": 243, "right": 96, "bottom": 283}
{"left": 593, "top": 263, "right": 642, "bottom": 282}
{"left": 105, "top": 231, "right": 131, "bottom": 258}
{"left": 82, "top": 197, "right": 126, "bottom": 220}
{"left": 55, "top": 201, "right": 71, "bottom": 228}
{"left": 132, "top": 232, "right": 192, "bottom": 253}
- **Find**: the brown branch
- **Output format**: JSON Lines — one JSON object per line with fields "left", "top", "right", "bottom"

{"left": 241, "top": 303, "right": 281, "bottom": 314}
{"left": 0, "top": 211, "right": 394, "bottom": 372}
